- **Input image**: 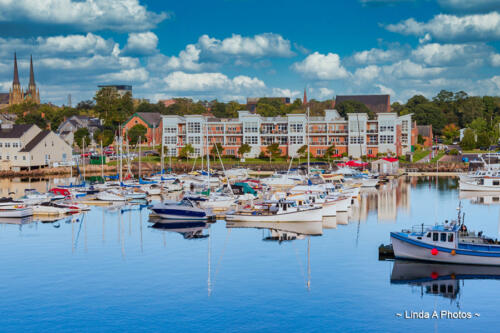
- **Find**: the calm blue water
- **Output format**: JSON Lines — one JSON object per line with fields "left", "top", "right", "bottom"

{"left": 1, "top": 177, "right": 500, "bottom": 332}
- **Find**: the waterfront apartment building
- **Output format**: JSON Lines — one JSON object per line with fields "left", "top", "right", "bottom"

{"left": 161, "top": 110, "right": 413, "bottom": 159}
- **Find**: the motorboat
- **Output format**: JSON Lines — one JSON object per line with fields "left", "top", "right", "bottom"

{"left": 149, "top": 198, "right": 212, "bottom": 220}
{"left": 459, "top": 176, "right": 500, "bottom": 191}
{"left": 32, "top": 204, "right": 69, "bottom": 216}
{"left": 390, "top": 204, "right": 500, "bottom": 265}
{"left": 0, "top": 205, "right": 34, "bottom": 218}
{"left": 96, "top": 189, "right": 128, "bottom": 201}
{"left": 226, "top": 199, "right": 323, "bottom": 223}
{"left": 141, "top": 184, "right": 162, "bottom": 196}
{"left": 197, "top": 194, "right": 236, "bottom": 210}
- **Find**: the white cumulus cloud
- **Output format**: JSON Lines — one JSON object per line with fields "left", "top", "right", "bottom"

{"left": 0, "top": 0, "right": 168, "bottom": 32}
{"left": 386, "top": 12, "right": 500, "bottom": 42}
{"left": 122, "top": 32, "right": 159, "bottom": 56}
{"left": 163, "top": 71, "right": 265, "bottom": 92}
{"left": 292, "top": 52, "right": 349, "bottom": 80}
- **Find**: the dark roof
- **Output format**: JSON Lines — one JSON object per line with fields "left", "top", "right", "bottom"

{"left": 0, "top": 93, "right": 9, "bottom": 104}
{"left": 417, "top": 125, "right": 433, "bottom": 137}
{"left": 0, "top": 124, "right": 34, "bottom": 138}
{"left": 335, "top": 95, "right": 390, "bottom": 114}
{"left": 19, "top": 130, "right": 51, "bottom": 152}
{"left": 132, "top": 112, "right": 162, "bottom": 127}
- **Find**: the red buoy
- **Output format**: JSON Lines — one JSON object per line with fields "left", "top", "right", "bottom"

{"left": 431, "top": 248, "right": 438, "bottom": 256}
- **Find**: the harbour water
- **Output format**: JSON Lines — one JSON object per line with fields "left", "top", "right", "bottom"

{"left": 1, "top": 176, "right": 500, "bottom": 332}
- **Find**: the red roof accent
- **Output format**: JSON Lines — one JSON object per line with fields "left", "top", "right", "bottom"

{"left": 382, "top": 157, "right": 399, "bottom": 163}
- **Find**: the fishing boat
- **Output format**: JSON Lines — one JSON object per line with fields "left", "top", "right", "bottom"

{"left": 459, "top": 176, "right": 500, "bottom": 192}
{"left": 149, "top": 198, "right": 212, "bottom": 220}
{"left": 226, "top": 200, "right": 323, "bottom": 223}
{"left": 390, "top": 204, "right": 500, "bottom": 265}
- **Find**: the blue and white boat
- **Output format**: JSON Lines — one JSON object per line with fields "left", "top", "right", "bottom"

{"left": 150, "top": 198, "right": 212, "bottom": 220}
{"left": 390, "top": 205, "right": 500, "bottom": 266}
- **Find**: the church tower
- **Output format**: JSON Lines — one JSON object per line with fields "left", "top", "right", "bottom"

{"left": 25, "top": 55, "right": 40, "bottom": 104}
{"left": 9, "top": 52, "right": 24, "bottom": 105}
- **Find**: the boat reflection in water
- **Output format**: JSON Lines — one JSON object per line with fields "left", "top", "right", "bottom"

{"left": 391, "top": 260, "right": 500, "bottom": 302}
{"left": 0, "top": 215, "right": 34, "bottom": 225}
{"left": 351, "top": 178, "right": 410, "bottom": 224}
{"left": 459, "top": 191, "right": 500, "bottom": 205}
{"left": 149, "top": 215, "right": 210, "bottom": 239}
{"left": 226, "top": 221, "right": 323, "bottom": 242}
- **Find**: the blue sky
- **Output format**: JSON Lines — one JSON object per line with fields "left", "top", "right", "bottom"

{"left": 1, "top": 0, "right": 500, "bottom": 105}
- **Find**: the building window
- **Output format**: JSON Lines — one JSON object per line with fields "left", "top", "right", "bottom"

{"left": 0, "top": 143, "right": 2, "bottom": 147}
{"left": 349, "top": 136, "right": 364, "bottom": 144}
{"left": 402, "top": 120, "right": 408, "bottom": 132}
{"left": 290, "top": 123, "right": 303, "bottom": 133}
{"left": 317, "top": 149, "right": 326, "bottom": 156}
{"left": 262, "top": 137, "right": 274, "bottom": 145}
{"left": 262, "top": 124, "right": 274, "bottom": 134}
{"left": 187, "top": 136, "right": 201, "bottom": 145}
{"left": 193, "top": 148, "right": 201, "bottom": 156}
{"left": 289, "top": 136, "right": 304, "bottom": 145}
{"left": 402, "top": 134, "right": 408, "bottom": 144}
{"left": 164, "top": 136, "right": 177, "bottom": 145}
{"left": 226, "top": 149, "right": 235, "bottom": 156}
{"left": 278, "top": 136, "right": 287, "bottom": 145}
{"left": 164, "top": 126, "right": 177, "bottom": 133}
{"left": 187, "top": 122, "right": 201, "bottom": 134}
{"left": 244, "top": 122, "right": 259, "bottom": 133}
{"left": 14, "top": 156, "right": 17, "bottom": 160}
{"left": 5, "top": 143, "right": 10, "bottom": 148}
{"left": 244, "top": 136, "right": 258, "bottom": 145}
{"left": 278, "top": 124, "right": 287, "bottom": 133}
{"left": 380, "top": 135, "right": 394, "bottom": 144}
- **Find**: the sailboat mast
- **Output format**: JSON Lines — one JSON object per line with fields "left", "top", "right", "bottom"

{"left": 307, "top": 106, "right": 310, "bottom": 176}
{"left": 119, "top": 126, "right": 123, "bottom": 183}
{"left": 160, "top": 126, "right": 164, "bottom": 174}
{"left": 100, "top": 140, "right": 104, "bottom": 180}
{"left": 139, "top": 136, "right": 142, "bottom": 180}
{"left": 206, "top": 120, "right": 210, "bottom": 189}
{"left": 82, "top": 137, "right": 86, "bottom": 180}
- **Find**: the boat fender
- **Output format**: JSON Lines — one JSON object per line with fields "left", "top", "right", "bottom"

{"left": 431, "top": 248, "right": 438, "bottom": 256}
{"left": 430, "top": 272, "right": 438, "bottom": 280}
{"left": 451, "top": 249, "right": 456, "bottom": 256}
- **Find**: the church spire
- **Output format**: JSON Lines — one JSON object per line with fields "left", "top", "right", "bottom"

{"left": 13, "top": 52, "right": 20, "bottom": 86}
{"left": 303, "top": 88, "right": 308, "bottom": 105}
{"left": 29, "top": 54, "right": 35, "bottom": 87}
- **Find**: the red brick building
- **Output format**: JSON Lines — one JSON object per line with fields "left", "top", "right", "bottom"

{"left": 122, "top": 112, "right": 162, "bottom": 146}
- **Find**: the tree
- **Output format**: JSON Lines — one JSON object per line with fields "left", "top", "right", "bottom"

{"left": 266, "top": 143, "right": 281, "bottom": 162}
{"left": 460, "top": 129, "right": 476, "bottom": 150}
{"left": 325, "top": 144, "right": 336, "bottom": 163}
{"left": 76, "top": 100, "right": 95, "bottom": 110}
{"left": 210, "top": 142, "right": 224, "bottom": 160}
{"left": 128, "top": 124, "right": 147, "bottom": 145}
{"left": 94, "top": 87, "right": 120, "bottom": 121}
{"left": 476, "top": 132, "right": 492, "bottom": 149}
{"left": 336, "top": 100, "right": 374, "bottom": 119}
{"left": 413, "top": 103, "right": 447, "bottom": 134}
{"left": 238, "top": 143, "right": 251, "bottom": 158}
{"left": 179, "top": 144, "right": 195, "bottom": 160}
{"left": 442, "top": 124, "right": 460, "bottom": 143}
{"left": 297, "top": 144, "right": 308, "bottom": 163}
{"left": 94, "top": 129, "right": 115, "bottom": 147}
{"left": 74, "top": 128, "right": 90, "bottom": 149}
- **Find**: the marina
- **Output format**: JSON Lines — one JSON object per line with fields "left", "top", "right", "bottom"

{"left": 1, "top": 173, "right": 500, "bottom": 331}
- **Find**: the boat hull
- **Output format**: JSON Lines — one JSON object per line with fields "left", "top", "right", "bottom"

{"left": 391, "top": 233, "right": 500, "bottom": 266}
{"left": 459, "top": 180, "right": 500, "bottom": 192}
{"left": 226, "top": 208, "right": 322, "bottom": 223}
{"left": 0, "top": 207, "right": 33, "bottom": 218}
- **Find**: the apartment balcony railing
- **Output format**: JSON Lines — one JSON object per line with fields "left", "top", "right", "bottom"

{"left": 367, "top": 129, "right": 378, "bottom": 133}
{"left": 367, "top": 141, "right": 379, "bottom": 146}
{"left": 260, "top": 130, "right": 288, "bottom": 134}
{"left": 208, "top": 131, "right": 224, "bottom": 135}
{"left": 226, "top": 130, "right": 242, "bottom": 134}
{"left": 329, "top": 130, "right": 348, "bottom": 134}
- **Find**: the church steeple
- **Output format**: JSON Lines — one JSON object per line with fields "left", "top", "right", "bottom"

{"left": 303, "top": 88, "right": 308, "bottom": 105}
{"left": 29, "top": 54, "right": 35, "bottom": 87}
{"left": 13, "top": 52, "right": 20, "bottom": 86}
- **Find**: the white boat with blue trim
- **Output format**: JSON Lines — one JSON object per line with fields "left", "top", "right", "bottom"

{"left": 390, "top": 205, "right": 500, "bottom": 266}
{"left": 150, "top": 198, "right": 212, "bottom": 220}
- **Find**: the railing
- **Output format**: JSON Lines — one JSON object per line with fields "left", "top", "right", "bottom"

{"left": 329, "top": 130, "right": 348, "bottom": 134}
{"left": 367, "top": 129, "right": 378, "bottom": 133}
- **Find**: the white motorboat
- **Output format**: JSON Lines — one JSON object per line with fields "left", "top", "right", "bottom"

{"left": 226, "top": 200, "right": 323, "bottom": 223}
{"left": 32, "top": 204, "right": 69, "bottom": 216}
{"left": 0, "top": 205, "right": 34, "bottom": 218}
{"left": 150, "top": 198, "right": 212, "bottom": 220}
{"left": 96, "top": 189, "right": 128, "bottom": 201}
{"left": 142, "top": 184, "right": 162, "bottom": 196}
{"left": 261, "top": 173, "right": 304, "bottom": 187}
{"left": 459, "top": 177, "right": 500, "bottom": 191}
{"left": 197, "top": 194, "right": 236, "bottom": 210}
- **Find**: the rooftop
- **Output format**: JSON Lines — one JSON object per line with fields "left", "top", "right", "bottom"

{"left": 0, "top": 124, "right": 34, "bottom": 138}
{"left": 19, "top": 130, "right": 51, "bottom": 152}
